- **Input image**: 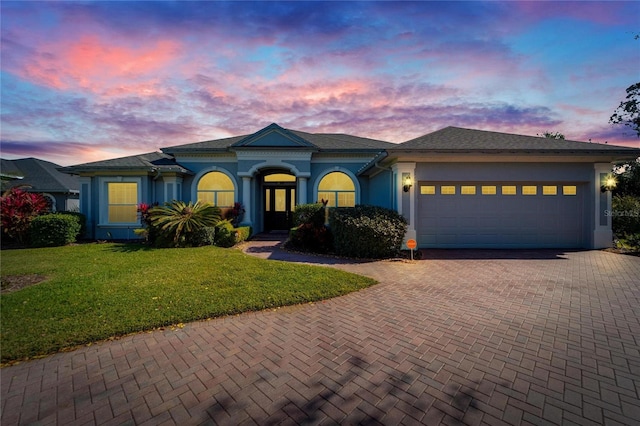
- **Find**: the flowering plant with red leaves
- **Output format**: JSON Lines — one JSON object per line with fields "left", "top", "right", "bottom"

{"left": 1, "top": 187, "right": 50, "bottom": 244}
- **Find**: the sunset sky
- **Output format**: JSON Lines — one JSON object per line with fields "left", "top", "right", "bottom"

{"left": 1, "top": 1, "right": 639, "bottom": 166}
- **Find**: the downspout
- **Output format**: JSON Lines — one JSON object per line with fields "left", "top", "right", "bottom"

{"left": 151, "top": 167, "right": 162, "bottom": 203}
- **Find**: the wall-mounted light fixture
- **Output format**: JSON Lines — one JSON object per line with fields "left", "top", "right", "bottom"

{"left": 601, "top": 174, "right": 617, "bottom": 193}
{"left": 403, "top": 174, "right": 413, "bottom": 192}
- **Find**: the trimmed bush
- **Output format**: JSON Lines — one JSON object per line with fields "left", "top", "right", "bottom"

{"left": 60, "top": 211, "right": 87, "bottom": 238}
{"left": 330, "top": 205, "right": 407, "bottom": 259}
{"left": 29, "top": 213, "right": 81, "bottom": 247}
{"left": 288, "top": 203, "right": 332, "bottom": 253}
{"left": 191, "top": 226, "right": 217, "bottom": 246}
{"left": 214, "top": 220, "right": 236, "bottom": 248}
{"left": 235, "top": 226, "right": 251, "bottom": 243}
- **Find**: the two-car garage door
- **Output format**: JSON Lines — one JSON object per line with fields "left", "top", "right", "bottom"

{"left": 417, "top": 182, "right": 587, "bottom": 248}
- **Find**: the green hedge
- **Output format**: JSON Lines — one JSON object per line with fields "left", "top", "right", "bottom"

{"left": 192, "top": 222, "right": 251, "bottom": 248}
{"left": 329, "top": 205, "right": 407, "bottom": 259}
{"left": 60, "top": 211, "right": 87, "bottom": 238}
{"left": 612, "top": 195, "right": 640, "bottom": 236}
{"left": 29, "top": 213, "right": 82, "bottom": 247}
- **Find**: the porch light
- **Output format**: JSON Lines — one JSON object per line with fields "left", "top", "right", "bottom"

{"left": 403, "top": 175, "right": 413, "bottom": 192}
{"left": 601, "top": 174, "right": 617, "bottom": 193}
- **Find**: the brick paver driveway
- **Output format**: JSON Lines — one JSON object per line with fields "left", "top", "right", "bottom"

{"left": 2, "top": 242, "right": 639, "bottom": 425}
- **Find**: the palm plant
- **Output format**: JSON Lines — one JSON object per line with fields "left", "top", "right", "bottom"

{"left": 148, "top": 200, "right": 221, "bottom": 246}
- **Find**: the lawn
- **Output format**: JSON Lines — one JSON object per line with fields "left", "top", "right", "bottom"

{"left": 0, "top": 243, "right": 376, "bottom": 363}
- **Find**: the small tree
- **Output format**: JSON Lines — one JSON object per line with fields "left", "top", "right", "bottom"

{"left": 0, "top": 187, "right": 49, "bottom": 244}
{"left": 147, "top": 200, "right": 221, "bottom": 247}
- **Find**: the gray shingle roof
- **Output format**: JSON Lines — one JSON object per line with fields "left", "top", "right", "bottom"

{"left": 163, "top": 124, "right": 394, "bottom": 153}
{"left": 394, "top": 126, "right": 640, "bottom": 153}
{"left": 59, "top": 152, "right": 192, "bottom": 175}
{"left": 1, "top": 158, "right": 79, "bottom": 193}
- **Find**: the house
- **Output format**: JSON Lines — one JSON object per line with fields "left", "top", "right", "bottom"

{"left": 1, "top": 157, "right": 80, "bottom": 212}
{"left": 60, "top": 123, "right": 640, "bottom": 249}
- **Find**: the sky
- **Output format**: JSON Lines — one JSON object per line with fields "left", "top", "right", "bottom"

{"left": 1, "top": 1, "right": 639, "bottom": 166}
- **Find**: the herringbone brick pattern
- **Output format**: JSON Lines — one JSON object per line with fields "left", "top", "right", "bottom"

{"left": 2, "top": 243, "right": 639, "bottom": 425}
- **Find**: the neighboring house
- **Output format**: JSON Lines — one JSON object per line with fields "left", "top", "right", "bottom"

{"left": 60, "top": 123, "right": 640, "bottom": 249}
{"left": 1, "top": 157, "right": 80, "bottom": 212}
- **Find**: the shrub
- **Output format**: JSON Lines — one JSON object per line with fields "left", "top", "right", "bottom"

{"left": 235, "top": 226, "right": 251, "bottom": 243}
{"left": 288, "top": 203, "right": 332, "bottom": 253}
{"left": 611, "top": 195, "right": 640, "bottom": 237}
{"left": 330, "top": 205, "right": 407, "bottom": 259}
{"left": 29, "top": 213, "right": 81, "bottom": 247}
{"left": 148, "top": 200, "right": 221, "bottom": 247}
{"left": 1, "top": 187, "right": 49, "bottom": 244}
{"left": 60, "top": 211, "right": 86, "bottom": 238}
{"left": 214, "top": 220, "right": 236, "bottom": 248}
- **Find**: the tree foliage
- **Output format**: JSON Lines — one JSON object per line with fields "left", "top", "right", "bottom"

{"left": 613, "top": 158, "right": 640, "bottom": 197}
{"left": 0, "top": 187, "right": 49, "bottom": 244}
{"left": 610, "top": 82, "right": 640, "bottom": 138}
{"left": 538, "top": 131, "right": 565, "bottom": 140}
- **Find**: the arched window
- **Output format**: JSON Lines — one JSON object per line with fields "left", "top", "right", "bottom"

{"left": 318, "top": 172, "right": 355, "bottom": 207}
{"left": 197, "top": 172, "right": 235, "bottom": 207}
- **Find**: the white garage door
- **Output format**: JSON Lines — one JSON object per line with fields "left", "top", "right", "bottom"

{"left": 417, "top": 183, "right": 587, "bottom": 248}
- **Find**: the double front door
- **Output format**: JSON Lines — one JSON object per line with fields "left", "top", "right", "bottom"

{"left": 264, "top": 186, "right": 295, "bottom": 231}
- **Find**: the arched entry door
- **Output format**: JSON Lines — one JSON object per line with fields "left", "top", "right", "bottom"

{"left": 263, "top": 173, "right": 296, "bottom": 231}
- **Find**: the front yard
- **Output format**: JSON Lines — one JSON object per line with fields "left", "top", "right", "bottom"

{"left": 0, "top": 243, "right": 375, "bottom": 364}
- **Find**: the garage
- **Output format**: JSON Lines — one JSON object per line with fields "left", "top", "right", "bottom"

{"left": 417, "top": 182, "right": 588, "bottom": 248}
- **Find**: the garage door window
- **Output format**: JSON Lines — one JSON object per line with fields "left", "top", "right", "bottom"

{"left": 523, "top": 186, "right": 537, "bottom": 195}
{"left": 461, "top": 186, "right": 476, "bottom": 195}
{"left": 502, "top": 186, "right": 516, "bottom": 195}
{"left": 420, "top": 185, "right": 436, "bottom": 195}
{"left": 563, "top": 186, "right": 577, "bottom": 196}
{"left": 543, "top": 186, "right": 557, "bottom": 195}
{"left": 441, "top": 186, "right": 456, "bottom": 195}
{"left": 481, "top": 186, "right": 496, "bottom": 195}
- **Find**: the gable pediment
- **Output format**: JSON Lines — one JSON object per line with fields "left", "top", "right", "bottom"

{"left": 231, "top": 123, "right": 317, "bottom": 149}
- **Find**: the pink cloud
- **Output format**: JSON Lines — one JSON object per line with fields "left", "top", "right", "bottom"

{"left": 18, "top": 35, "right": 181, "bottom": 97}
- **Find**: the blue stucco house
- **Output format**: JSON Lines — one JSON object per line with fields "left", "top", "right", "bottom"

{"left": 60, "top": 123, "right": 639, "bottom": 249}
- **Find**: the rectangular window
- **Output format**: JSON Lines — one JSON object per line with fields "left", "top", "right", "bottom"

{"left": 522, "top": 185, "right": 537, "bottom": 195}
{"left": 543, "top": 186, "right": 557, "bottom": 195}
{"left": 461, "top": 186, "right": 476, "bottom": 195}
{"left": 501, "top": 185, "right": 516, "bottom": 195}
{"left": 337, "top": 192, "right": 355, "bottom": 207}
{"left": 441, "top": 185, "right": 456, "bottom": 195}
{"left": 108, "top": 182, "right": 138, "bottom": 223}
{"left": 481, "top": 186, "right": 496, "bottom": 195}
{"left": 563, "top": 185, "right": 577, "bottom": 196}
{"left": 420, "top": 185, "right": 436, "bottom": 195}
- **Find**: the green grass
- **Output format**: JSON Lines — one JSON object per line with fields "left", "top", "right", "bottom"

{"left": 0, "top": 243, "right": 375, "bottom": 363}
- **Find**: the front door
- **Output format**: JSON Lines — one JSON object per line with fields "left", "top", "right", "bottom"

{"left": 264, "top": 186, "right": 296, "bottom": 231}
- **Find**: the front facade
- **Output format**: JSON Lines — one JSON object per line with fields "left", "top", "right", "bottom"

{"left": 61, "top": 124, "right": 639, "bottom": 249}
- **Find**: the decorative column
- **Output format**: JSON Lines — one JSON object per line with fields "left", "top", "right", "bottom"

{"left": 391, "top": 163, "right": 417, "bottom": 248}
{"left": 298, "top": 177, "right": 307, "bottom": 205}
{"left": 593, "top": 163, "right": 612, "bottom": 249}
{"left": 242, "top": 176, "right": 252, "bottom": 227}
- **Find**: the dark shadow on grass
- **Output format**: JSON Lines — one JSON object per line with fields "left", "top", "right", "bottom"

{"left": 106, "top": 243, "right": 156, "bottom": 252}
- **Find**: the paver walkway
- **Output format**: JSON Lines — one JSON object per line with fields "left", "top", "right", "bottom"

{"left": 2, "top": 238, "right": 639, "bottom": 425}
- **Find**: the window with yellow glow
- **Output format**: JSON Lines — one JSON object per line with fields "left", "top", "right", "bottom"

{"left": 264, "top": 173, "right": 296, "bottom": 183}
{"left": 502, "top": 186, "right": 516, "bottom": 195}
{"left": 522, "top": 185, "right": 537, "bottom": 195}
{"left": 420, "top": 185, "right": 436, "bottom": 195}
{"left": 563, "top": 185, "right": 577, "bottom": 196}
{"left": 108, "top": 182, "right": 138, "bottom": 223}
{"left": 197, "top": 172, "right": 235, "bottom": 207}
{"left": 441, "top": 186, "right": 456, "bottom": 195}
{"left": 318, "top": 172, "right": 355, "bottom": 207}
{"left": 461, "top": 186, "right": 476, "bottom": 195}
{"left": 543, "top": 186, "right": 557, "bottom": 195}
{"left": 482, "top": 186, "right": 496, "bottom": 195}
